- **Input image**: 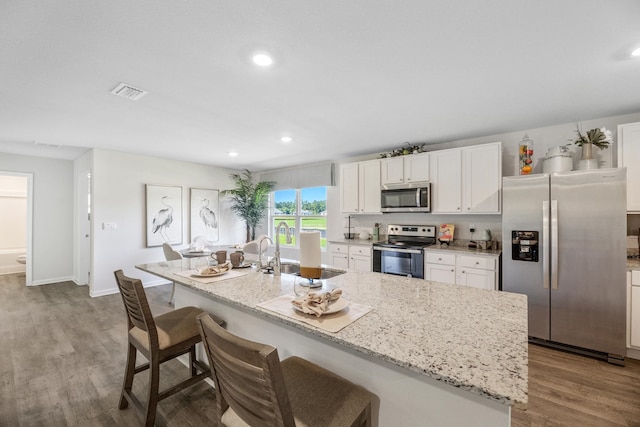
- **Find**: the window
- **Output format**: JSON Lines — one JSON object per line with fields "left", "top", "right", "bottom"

{"left": 270, "top": 187, "right": 327, "bottom": 248}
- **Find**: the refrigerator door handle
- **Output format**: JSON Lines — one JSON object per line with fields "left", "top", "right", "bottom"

{"left": 551, "top": 199, "right": 559, "bottom": 290}
{"left": 542, "top": 200, "right": 550, "bottom": 289}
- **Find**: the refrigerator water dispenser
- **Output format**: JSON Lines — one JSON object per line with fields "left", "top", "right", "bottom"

{"left": 511, "top": 230, "right": 538, "bottom": 262}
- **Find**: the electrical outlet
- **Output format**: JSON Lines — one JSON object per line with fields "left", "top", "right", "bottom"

{"left": 469, "top": 224, "right": 476, "bottom": 233}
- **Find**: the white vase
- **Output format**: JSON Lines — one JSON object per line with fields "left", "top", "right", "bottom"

{"left": 577, "top": 142, "right": 598, "bottom": 170}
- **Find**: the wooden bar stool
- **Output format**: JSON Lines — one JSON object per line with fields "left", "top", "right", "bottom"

{"left": 196, "top": 313, "right": 374, "bottom": 427}
{"left": 114, "top": 270, "right": 223, "bottom": 426}
{"left": 161, "top": 242, "right": 183, "bottom": 304}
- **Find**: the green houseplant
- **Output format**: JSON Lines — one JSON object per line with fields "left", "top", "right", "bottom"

{"left": 221, "top": 169, "right": 275, "bottom": 242}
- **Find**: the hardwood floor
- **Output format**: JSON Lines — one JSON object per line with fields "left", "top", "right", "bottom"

{"left": 1, "top": 273, "right": 639, "bottom": 426}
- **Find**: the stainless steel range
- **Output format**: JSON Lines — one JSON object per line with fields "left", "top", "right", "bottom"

{"left": 373, "top": 224, "right": 437, "bottom": 278}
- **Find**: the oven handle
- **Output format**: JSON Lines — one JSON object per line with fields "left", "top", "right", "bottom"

{"left": 373, "top": 246, "right": 423, "bottom": 254}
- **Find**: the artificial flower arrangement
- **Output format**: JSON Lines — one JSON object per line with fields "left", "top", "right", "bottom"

{"left": 379, "top": 142, "right": 427, "bottom": 158}
{"left": 573, "top": 125, "right": 613, "bottom": 150}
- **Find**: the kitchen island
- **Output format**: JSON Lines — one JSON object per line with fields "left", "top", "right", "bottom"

{"left": 136, "top": 259, "right": 528, "bottom": 426}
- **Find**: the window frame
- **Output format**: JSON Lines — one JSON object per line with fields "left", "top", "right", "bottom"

{"left": 269, "top": 187, "right": 327, "bottom": 250}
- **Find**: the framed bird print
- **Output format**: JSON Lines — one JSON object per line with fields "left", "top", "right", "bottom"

{"left": 189, "top": 188, "right": 219, "bottom": 244}
{"left": 145, "top": 184, "right": 183, "bottom": 247}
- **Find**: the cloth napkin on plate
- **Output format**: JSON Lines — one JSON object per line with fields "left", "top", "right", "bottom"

{"left": 292, "top": 289, "right": 343, "bottom": 317}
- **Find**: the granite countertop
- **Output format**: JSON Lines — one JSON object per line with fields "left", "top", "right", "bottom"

{"left": 137, "top": 259, "right": 528, "bottom": 406}
{"left": 628, "top": 249, "right": 640, "bottom": 270}
{"left": 327, "top": 237, "right": 384, "bottom": 245}
{"left": 427, "top": 244, "right": 502, "bottom": 256}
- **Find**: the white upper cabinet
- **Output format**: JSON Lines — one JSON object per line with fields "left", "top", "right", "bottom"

{"left": 430, "top": 148, "right": 463, "bottom": 213}
{"left": 618, "top": 122, "right": 640, "bottom": 212}
{"left": 463, "top": 142, "right": 502, "bottom": 213}
{"left": 340, "top": 163, "right": 360, "bottom": 213}
{"left": 381, "top": 153, "right": 430, "bottom": 185}
{"left": 430, "top": 142, "right": 502, "bottom": 214}
{"left": 340, "top": 159, "right": 381, "bottom": 214}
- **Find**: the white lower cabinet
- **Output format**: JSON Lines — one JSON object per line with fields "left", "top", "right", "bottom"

{"left": 456, "top": 255, "right": 497, "bottom": 290}
{"left": 349, "top": 245, "right": 372, "bottom": 272}
{"left": 425, "top": 252, "right": 456, "bottom": 284}
{"left": 328, "top": 243, "right": 372, "bottom": 272}
{"left": 425, "top": 249, "right": 499, "bottom": 290}
{"left": 629, "top": 270, "right": 640, "bottom": 350}
{"left": 329, "top": 244, "right": 349, "bottom": 270}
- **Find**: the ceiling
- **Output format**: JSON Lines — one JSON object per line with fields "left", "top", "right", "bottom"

{"left": 1, "top": 1, "right": 639, "bottom": 171}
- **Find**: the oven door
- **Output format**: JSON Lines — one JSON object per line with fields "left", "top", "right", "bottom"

{"left": 373, "top": 246, "right": 424, "bottom": 278}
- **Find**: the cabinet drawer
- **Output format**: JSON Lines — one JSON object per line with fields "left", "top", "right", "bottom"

{"left": 425, "top": 252, "right": 456, "bottom": 265}
{"left": 330, "top": 244, "right": 348, "bottom": 254}
{"left": 632, "top": 270, "right": 640, "bottom": 286}
{"left": 458, "top": 255, "right": 495, "bottom": 271}
{"left": 349, "top": 245, "right": 372, "bottom": 257}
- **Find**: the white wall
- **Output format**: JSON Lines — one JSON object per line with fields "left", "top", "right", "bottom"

{"left": 90, "top": 149, "right": 245, "bottom": 296}
{"left": 0, "top": 154, "right": 74, "bottom": 284}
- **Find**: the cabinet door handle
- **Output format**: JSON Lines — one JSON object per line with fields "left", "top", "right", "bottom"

{"left": 451, "top": 269, "right": 455, "bottom": 272}
{"left": 475, "top": 261, "right": 479, "bottom": 265}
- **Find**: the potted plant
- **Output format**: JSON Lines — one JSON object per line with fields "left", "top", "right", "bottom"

{"left": 574, "top": 125, "right": 613, "bottom": 169}
{"left": 222, "top": 169, "right": 275, "bottom": 242}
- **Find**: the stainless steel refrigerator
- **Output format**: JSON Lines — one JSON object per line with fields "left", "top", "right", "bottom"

{"left": 502, "top": 168, "right": 627, "bottom": 364}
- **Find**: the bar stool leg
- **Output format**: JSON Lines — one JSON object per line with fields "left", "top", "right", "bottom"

{"left": 144, "top": 358, "right": 160, "bottom": 427}
{"left": 119, "top": 343, "right": 137, "bottom": 409}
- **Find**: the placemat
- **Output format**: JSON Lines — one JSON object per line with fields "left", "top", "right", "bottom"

{"left": 174, "top": 269, "right": 249, "bottom": 284}
{"left": 256, "top": 295, "right": 373, "bottom": 333}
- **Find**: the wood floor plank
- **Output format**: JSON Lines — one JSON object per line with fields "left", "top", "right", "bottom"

{"left": 1, "top": 273, "right": 639, "bottom": 426}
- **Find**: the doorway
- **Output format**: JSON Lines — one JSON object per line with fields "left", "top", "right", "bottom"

{"left": 0, "top": 172, "right": 33, "bottom": 285}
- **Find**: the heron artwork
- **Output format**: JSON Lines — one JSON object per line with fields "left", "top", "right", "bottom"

{"left": 152, "top": 196, "right": 174, "bottom": 242}
{"left": 199, "top": 198, "right": 218, "bottom": 240}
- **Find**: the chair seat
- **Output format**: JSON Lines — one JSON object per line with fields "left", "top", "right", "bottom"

{"left": 221, "top": 356, "right": 372, "bottom": 427}
{"left": 129, "top": 306, "right": 205, "bottom": 351}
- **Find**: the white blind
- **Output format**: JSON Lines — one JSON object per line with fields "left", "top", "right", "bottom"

{"left": 258, "top": 162, "right": 335, "bottom": 190}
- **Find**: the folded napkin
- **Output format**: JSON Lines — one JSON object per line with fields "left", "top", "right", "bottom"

{"left": 199, "top": 261, "right": 233, "bottom": 275}
{"left": 291, "top": 289, "right": 343, "bottom": 317}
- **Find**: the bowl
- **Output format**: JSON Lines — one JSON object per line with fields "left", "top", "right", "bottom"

{"left": 343, "top": 233, "right": 357, "bottom": 239}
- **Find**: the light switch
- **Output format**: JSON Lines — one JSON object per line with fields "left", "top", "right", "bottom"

{"left": 103, "top": 222, "right": 117, "bottom": 230}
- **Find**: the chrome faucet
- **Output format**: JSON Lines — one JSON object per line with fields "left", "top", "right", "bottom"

{"left": 273, "top": 221, "right": 292, "bottom": 276}
{"left": 257, "top": 236, "right": 273, "bottom": 270}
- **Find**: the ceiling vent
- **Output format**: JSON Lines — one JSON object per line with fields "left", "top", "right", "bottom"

{"left": 110, "top": 83, "right": 148, "bottom": 101}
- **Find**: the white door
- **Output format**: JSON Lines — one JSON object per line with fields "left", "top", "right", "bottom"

{"left": 358, "top": 160, "right": 381, "bottom": 214}
{"left": 463, "top": 143, "right": 501, "bottom": 213}
{"left": 340, "top": 163, "right": 359, "bottom": 213}
{"left": 405, "top": 153, "right": 430, "bottom": 182}
{"left": 618, "top": 121, "right": 640, "bottom": 212}
{"left": 425, "top": 264, "right": 456, "bottom": 284}
{"left": 430, "top": 149, "right": 462, "bottom": 213}
{"left": 77, "top": 170, "right": 91, "bottom": 286}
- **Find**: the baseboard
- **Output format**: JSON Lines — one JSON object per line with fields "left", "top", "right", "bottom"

{"left": 89, "top": 278, "right": 171, "bottom": 298}
{"left": 29, "top": 275, "right": 75, "bottom": 286}
{"left": 626, "top": 347, "right": 640, "bottom": 360}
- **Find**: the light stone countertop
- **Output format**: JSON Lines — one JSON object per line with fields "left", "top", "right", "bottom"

{"left": 327, "top": 237, "right": 384, "bottom": 246}
{"left": 427, "top": 244, "right": 502, "bottom": 257}
{"left": 137, "top": 259, "right": 528, "bottom": 406}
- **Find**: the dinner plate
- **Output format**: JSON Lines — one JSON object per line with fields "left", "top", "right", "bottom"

{"left": 291, "top": 297, "right": 349, "bottom": 315}
{"left": 232, "top": 262, "right": 252, "bottom": 269}
{"left": 191, "top": 270, "right": 229, "bottom": 278}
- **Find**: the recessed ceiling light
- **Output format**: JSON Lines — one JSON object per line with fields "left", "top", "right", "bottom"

{"left": 632, "top": 47, "right": 640, "bottom": 57}
{"left": 281, "top": 136, "right": 292, "bottom": 143}
{"left": 228, "top": 151, "right": 238, "bottom": 157}
{"left": 252, "top": 53, "right": 274, "bottom": 67}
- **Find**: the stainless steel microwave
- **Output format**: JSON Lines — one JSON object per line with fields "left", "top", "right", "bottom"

{"left": 380, "top": 182, "right": 431, "bottom": 213}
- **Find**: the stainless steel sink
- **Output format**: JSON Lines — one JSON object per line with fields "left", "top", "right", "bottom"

{"left": 280, "top": 263, "right": 346, "bottom": 279}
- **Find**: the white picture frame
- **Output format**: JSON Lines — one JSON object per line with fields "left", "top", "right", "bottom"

{"left": 190, "top": 188, "right": 219, "bottom": 244}
{"left": 145, "top": 184, "right": 182, "bottom": 247}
